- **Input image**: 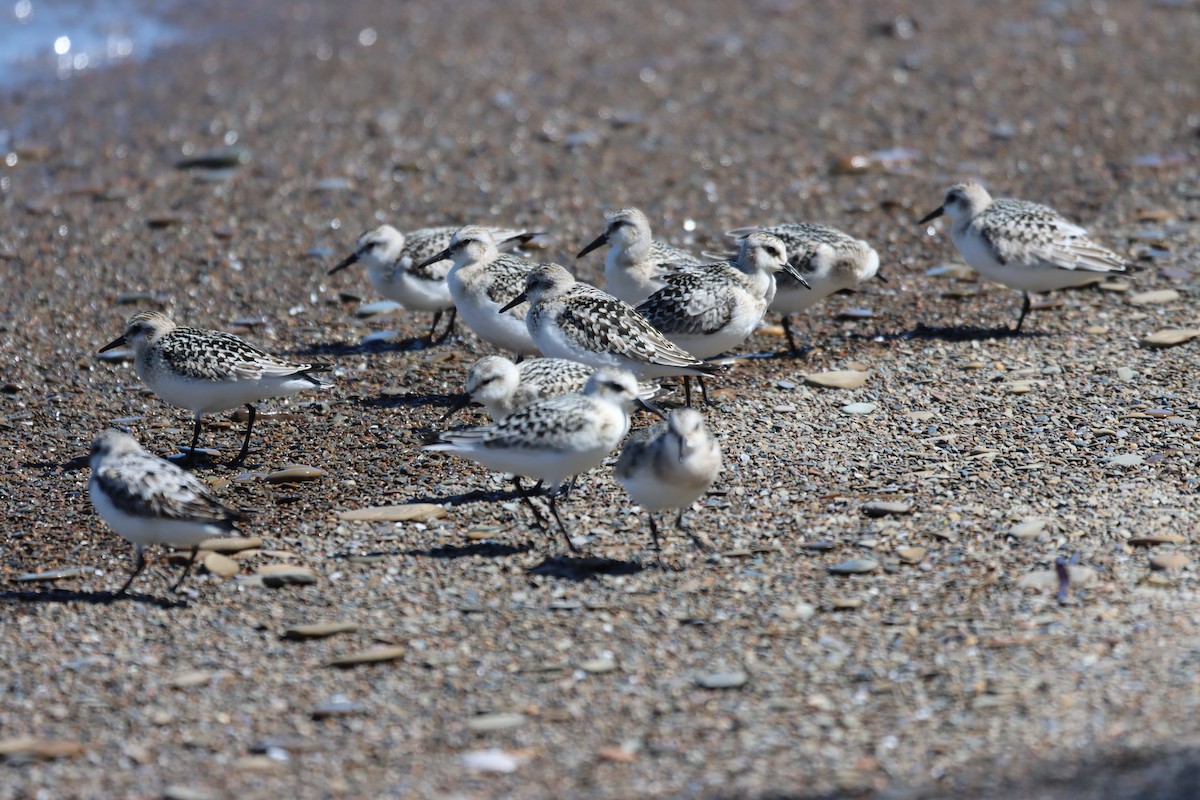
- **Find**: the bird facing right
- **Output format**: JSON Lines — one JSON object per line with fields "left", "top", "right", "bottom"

{"left": 613, "top": 407, "right": 722, "bottom": 564}
{"left": 919, "top": 180, "right": 1130, "bottom": 331}
{"left": 89, "top": 429, "right": 248, "bottom": 596}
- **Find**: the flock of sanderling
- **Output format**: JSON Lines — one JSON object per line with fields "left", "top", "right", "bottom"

{"left": 87, "top": 180, "right": 1132, "bottom": 595}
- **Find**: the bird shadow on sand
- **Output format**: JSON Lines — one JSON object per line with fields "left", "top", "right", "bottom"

{"left": 290, "top": 335, "right": 437, "bottom": 360}
{"left": 409, "top": 541, "right": 535, "bottom": 559}
{"left": 0, "top": 588, "right": 188, "bottom": 609}
{"left": 526, "top": 555, "right": 645, "bottom": 581}
{"left": 355, "top": 391, "right": 461, "bottom": 411}
{"left": 898, "top": 322, "right": 1049, "bottom": 342}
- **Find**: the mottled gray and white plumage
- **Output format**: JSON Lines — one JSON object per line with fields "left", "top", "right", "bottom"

{"left": 509, "top": 263, "right": 722, "bottom": 384}
{"left": 414, "top": 225, "right": 542, "bottom": 355}
{"left": 328, "top": 223, "right": 531, "bottom": 343}
{"left": 636, "top": 231, "right": 802, "bottom": 359}
{"left": 576, "top": 207, "right": 704, "bottom": 306}
{"left": 444, "top": 355, "right": 659, "bottom": 422}
{"left": 99, "top": 311, "right": 332, "bottom": 467}
{"left": 719, "top": 222, "right": 880, "bottom": 351}
{"left": 919, "top": 180, "right": 1130, "bottom": 330}
{"left": 614, "top": 408, "right": 722, "bottom": 560}
{"left": 89, "top": 429, "right": 247, "bottom": 594}
{"left": 425, "top": 368, "right": 643, "bottom": 550}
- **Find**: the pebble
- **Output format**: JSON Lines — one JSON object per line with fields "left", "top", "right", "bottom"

{"left": 12, "top": 567, "right": 94, "bottom": 582}
{"left": 829, "top": 596, "right": 864, "bottom": 610}
{"left": 0, "top": 737, "right": 85, "bottom": 761}
{"left": 895, "top": 547, "right": 926, "bottom": 564}
{"left": 462, "top": 748, "right": 521, "bottom": 773}
{"left": 828, "top": 558, "right": 880, "bottom": 575}
{"left": 283, "top": 621, "right": 361, "bottom": 639}
{"left": 697, "top": 670, "right": 748, "bottom": 689}
{"left": 168, "top": 670, "right": 214, "bottom": 689}
{"left": 1149, "top": 552, "right": 1189, "bottom": 571}
{"left": 862, "top": 501, "right": 911, "bottom": 517}
{"left": 258, "top": 564, "right": 318, "bottom": 587}
{"left": 199, "top": 536, "right": 262, "bottom": 554}
{"left": 840, "top": 402, "right": 877, "bottom": 415}
{"left": 1127, "top": 289, "right": 1180, "bottom": 306}
{"left": 1127, "top": 534, "right": 1186, "bottom": 546}
{"left": 803, "top": 370, "right": 869, "bottom": 390}
{"left": 265, "top": 466, "right": 326, "bottom": 483}
{"left": 1017, "top": 566, "right": 1096, "bottom": 591}
{"left": 328, "top": 646, "right": 406, "bottom": 668}
{"left": 1008, "top": 518, "right": 1050, "bottom": 540}
{"left": 778, "top": 601, "right": 817, "bottom": 621}
{"left": 1142, "top": 328, "right": 1200, "bottom": 348}
{"left": 355, "top": 300, "right": 404, "bottom": 318}
{"left": 466, "top": 712, "right": 526, "bottom": 732}
{"left": 797, "top": 541, "right": 838, "bottom": 551}
{"left": 162, "top": 787, "right": 219, "bottom": 800}
{"left": 1106, "top": 454, "right": 1145, "bottom": 467}
{"left": 202, "top": 553, "right": 239, "bottom": 579}
{"left": 311, "top": 696, "right": 368, "bottom": 719}
{"left": 580, "top": 654, "right": 618, "bottom": 674}
{"left": 337, "top": 504, "right": 449, "bottom": 522}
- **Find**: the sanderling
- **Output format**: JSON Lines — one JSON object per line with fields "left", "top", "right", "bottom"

{"left": 636, "top": 231, "right": 805, "bottom": 403}
{"left": 414, "top": 225, "right": 541, "bottom": 356}
{"left": 500, "top": 264, "right": 723, "bottom": 401}
{"left": 576, "top": 207, "right": 704, "bottom": 306}
{"left": 99, "top": 311, "right": 332, "bottom": 467}
{"left": 613, "top": 407, "right": 722, "bottom": 564}
{"left": 89, "top": 429, "right": 248, "bottom": 595}
{"left": 919, "top": 180, "right": 1131, "bottom": 331}
{"left": 425, "top": 368, "right": 646, "bottom": 550}
{"left": 329, "top": 224, "right": 531, "bottom": 344}
{"left": 443, "top": 355, "right": 661, "bottom": 422}
{"left": 722, "top": 223, "right": 881, "bottom": 352}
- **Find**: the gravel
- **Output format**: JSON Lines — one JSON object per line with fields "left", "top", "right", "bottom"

{"left": 2, "top": 1, "right": 1199, "bottom": 798}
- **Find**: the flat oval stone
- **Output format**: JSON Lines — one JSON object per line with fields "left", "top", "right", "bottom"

{"left": 337, "top": 504, "right": 448, "bottom": 522}
{"left": 840, "top": 402, "right": 877, "bottom": 415}
{"left": 579, "top": 655, "right": 617, "bottom": 674}
{"left": 828, "top": 558, "right": 879, "bottom": 575}
{"left": 803, "top": 370, "right": 869, "bottom": 390}
{"left": 462, "top": 749, "right": 520, "bottom": 773}
{"left": 199, "top": 536, "right": 263, "bottom": 554}
{"left": 697, "top": 670, "right": 748, "bottom": 689}
{"left": 202, "top": 553, "right": 239, "bottom": 579}
{"left": 1150, "top": 552, "right": 1189, "bottom": 571}
{"left": 466, "top": 712, "right": 526, "bottom": 732}
{"left": 265, "top": 466, "right": 325, "bottom": 483}
{"left": 283, "top": 622, "right": 360, "bottom": 640}
{"left": 328, "top": 646, "right": 405, "bottom": 668}
{"left": 862, "top": 501, "right": 912, "bottom": 517}
{"left": 12, "top": 567, "right": 94, "bottom": 583}
{"left": 896, "top": 547, "right": 926, "bottom": 564}
{"left": 1128, "top": 289, "right": 1180, "bottom": 306}
{"left": 829, "top": 596, "right": 864, "bottom": 610}
{"left": 1142, "top": 328, "right": 1200, "bottom": 348}
{"left": 311, "top": 696, "right": 368, "bottom": 719}
{"left": 1107, "top": 454, "right": 1145, "bottom": 467}
{"left": 258, "top": 564, "right": 318, "bottom": 587}
{"left": 1128, "top": 534, "right": 1186, "bottom": 546}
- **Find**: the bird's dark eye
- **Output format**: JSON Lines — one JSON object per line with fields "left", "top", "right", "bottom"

{"left": 766, "top": 246, "right": 780, "bottom": 258}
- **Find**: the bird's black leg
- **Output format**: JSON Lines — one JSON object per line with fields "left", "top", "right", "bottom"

{"left": 116, "top": 546, "right": 146, "bottom": 596}
{"left": 648, "top": 513, "right": 665, "bottom": 569}
{"left": 229, "top": 404, "right": 255, "bottom": 468}
{"left": 426, "top": 310, "right": 444, "bottom": 344}
{"left": 782, "top": 315, "right": 800, "bottom": 354}
{"left": 678, "top": 509, "right": 715, "bottom": 553}
{"left": 1013, "top": 292, "right": 1031, "bottom": 333}
{"left": 183, "top": 416, "right": 203, "bottom": 467}
{"left": 171, "top": 545, "right": 200, "bottom": 593}
{"left": 547, "top": 489, "right": 579, "bottom": 553}
{"left": 513, "top": 477, "right": 549, "bottom": 529}
{"left": 432, "top": 307, "right": 458, "bottom": 344}
{"left": 682, "top": 377, "right": 694, "bottom": 407}
{"left": 698, "top": 377, "right": 711, "bottom": 406}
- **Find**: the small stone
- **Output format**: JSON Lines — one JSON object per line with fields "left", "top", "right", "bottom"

{"left": 862, "top": 501, "right": 911, "bottom": 517}
{"left": 1142, "top": 329, "right": 1200, "bottom": 348}
{"left": 1018, "top": 566, "right": 1096, "bottom": 591}
{"left": 12, "top": 567, "right": 94, "bottom": 582}
{"left": 462, "top": 748, "right": 521, "bottom": 773}
{"left": 697, "top": 670, "right": 748, "bottom": 689}
{"left": 828, "top": 558, "right": 880, "bottom": 575}
{"left": 1116, "top": 367, "right": 1135, "bottom": 381}
{"left": 1107, "top": 454, "right": 1145, "bottom": 467}
{"left": 258, "top": 564, "right": 318, "bottom": 587}
{"left": 1150, "top": 552, "right": 1189, "bottom": 571}
{"left": 829, "top": 596, "right": 864, "bottom": 610}
{"left": 232, "top": 755, "right": 285, "bottom": 773}
{"left": 579, "top": 654, "right": 617, "bottom": 674}
{"left": 1007, "top": 381, "right": 1034, "bottom": 394}
{"left": 778, "top": 601, "right": 817, "bottom": 621}
{"left": 840, "top": 402, "right": 877, "bottom": 415}
{"left": 283, "top": 621, "right": 360, "bottom": 639}
{"left": 1008, "top": 518, "right": 1050, "bottom": 540}
{"left": 168, "top": 670, "right": 214, "bottom": 689}
{"left": 337, "top": 504, "right": 449, "bottom": 522}
{"left": 311, "top": 696, "right": 368, "bottom": 719}
{"left": 803, "top": 370, "right": 869, "bottom": 390}
{"left": 355, "top": 300, "right": 404, "bottom": 318}
{"left": 202, "top": 553, "right": 239, "bottom": 579}
{"left": 1128, "top": 534, "right": 1186, "bottom": 546}
{"left": 1128, "top": 289, "right": 1180, "bottom": 306}
{"left": 896, "top": 547, "right": 925, "bottom": 564}
{"left": 163, "top": 786, "right": 219, "bottom": 800}
{"left": 199, "top": 536, "right": 262, "bottom": 554}
{"left": 466, "top": 712, "right": 526, "bottom": 732}
{"left": 328, "top": 646, "right": 405, "bottom": 668}
{"left": 1084, "top": 325, "right": 1109, "bottom": 335}
{"left": 0, "top": 737, "right": 85, "bottom": 761}
{"left": 265, "top": 466, "right": 326, "bottom": 483}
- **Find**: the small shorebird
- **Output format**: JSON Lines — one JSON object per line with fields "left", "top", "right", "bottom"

{"left": 99, "top": 311, "right": 332, "bottom": 467}
{"left": 89, "top": 429, "right": 248, "bottom": 595}
{"left": 576, "top": 207, "right": 704, "bottom": 306}
{"left": 919, "top": 180, "right": 1131, "bottom": 331}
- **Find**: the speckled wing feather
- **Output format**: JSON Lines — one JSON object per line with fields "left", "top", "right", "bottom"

{"left": 726, "top": 223, "right": 856, "bottom": 289}
{"left": 95, "top": 452, "right": 244, "bottom": 525}
{"left": 517, "top": 359, "right": 594, "bottom": 394}
{"left": 648, "top": 241, "right": 704, "bottom": 268}
{"left": 558, "top": 285, "right": 717, "bottom": 371}
{"left": 159, "top": 329, "right": 331, "bottom": 383}
{"left": 482, "top": 253, "right": 535, "bottom": 316}
{"left": 636, "top": 267, "right": 738, "bottom": 336}
{"left": 979, "top": 199, "right": 1128, "bottom": 273}
{"left": 435, "top": 397, "right": 593, "bottom": 451}
{"left": 406, "top": 227, "right": 530, "bottom": 281}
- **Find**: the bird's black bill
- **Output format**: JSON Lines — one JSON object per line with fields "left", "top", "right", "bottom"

{"left": 576, "top": 232, "right": 608, "bottom": 259}
{"left": 328, "top": 252, "right": 358, "bottom": 275}
{"left": 415, "top": 247, "right": 452, "bottom": 271}
{"left": 782, "top": 261, "right": 811, "bottom": 289}
{"left": 875, "top": 271, "right": 889, "bottom": 284}
{"left": 98, "top": 335, "right": 127, "bottom": 353}
{"left": 440, "top": 393, "right": 474, "bottom": 423}
{"left": 918, "top": 206, "right": 945, "bottom": 225}
{"left": 498, "top": 291, "right": 528, "bottom": 313}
